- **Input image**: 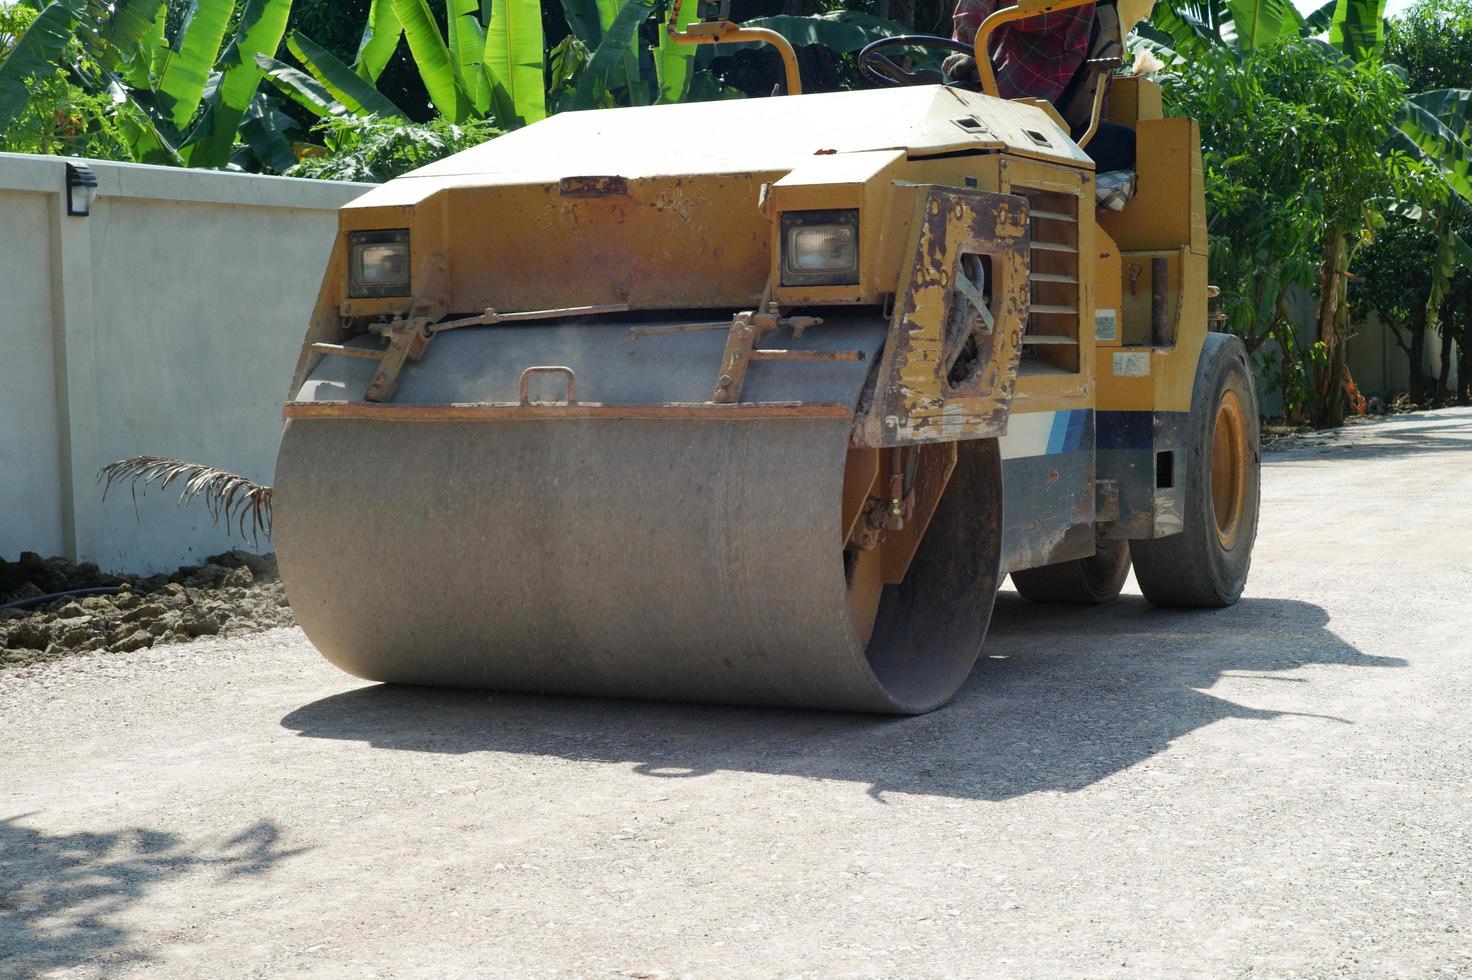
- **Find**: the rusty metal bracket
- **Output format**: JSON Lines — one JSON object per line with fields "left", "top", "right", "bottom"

{"left": 430, "top": 302, "right": 631, "bottom": 335}
{"left": 309, "top": 342, "right": 386, "bottom": 361}
{"left": 713, "top": 313, "right": 761, "bottom": 404}
{"left": 364, "top": 254, "right": 448, "bottom": 403}
{"left": 712, "top": 311, "right": 826, "bottom": 403}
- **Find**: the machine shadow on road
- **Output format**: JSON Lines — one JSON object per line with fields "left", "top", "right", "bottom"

{"left": 281, "top": 594, "right": 1402, "bottom": 802}
{"left": 0, "top": 816, "right": 304, "bottom": 975}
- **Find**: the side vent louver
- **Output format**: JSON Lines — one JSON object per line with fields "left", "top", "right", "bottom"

{"left": 1014, "top": 186, "right": 1081, "bottom": 375}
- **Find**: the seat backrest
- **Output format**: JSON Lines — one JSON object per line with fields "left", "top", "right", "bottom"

{"left": 1056, "top": 1, "right": 1123, "bottom": 134}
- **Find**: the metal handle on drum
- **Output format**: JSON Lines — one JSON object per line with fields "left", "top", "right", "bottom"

{"left": 518, "top": 365, "right": 578, "bottom": 405}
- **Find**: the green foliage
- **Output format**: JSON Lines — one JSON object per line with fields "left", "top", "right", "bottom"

{"left": 0, "top": 3, "right": 135, "bottom": 159}
{"left": 562, "top": 0, "right": 656, "bottom": 110}
{"left": 0, "top": 0, "right": 314, "bottom": 170}
{"left": 1165, "top": 36, "right": 1419, "bottom": 422}
{"left": 1384, "top": 0, "right": 1472, "bottom": 91}
{"left": 285, "top": 112, "right": 498, "bottom": 181}
{"left": 740, "top": 10, "right": 912, "bottom": 52}
{"left": 0, "top": 0, "right": 86, "bottom": 132}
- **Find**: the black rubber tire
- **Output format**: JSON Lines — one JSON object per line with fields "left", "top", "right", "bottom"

{"left": 1130, "top": 333, "right": 1260, "bottom": 607}
{"left": 1010, "top": 538, "right": 1131, "bottom": 604}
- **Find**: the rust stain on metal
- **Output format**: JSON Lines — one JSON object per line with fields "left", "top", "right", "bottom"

{"left": 853, "top": 186, "right": 1029, "bottom": 448}
{"left": 558, "top": 175, "right": 630, "bottom": 197}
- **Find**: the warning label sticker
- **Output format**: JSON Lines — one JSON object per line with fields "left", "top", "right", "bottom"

{"left": 1113, "top": 351, "right": 1151, "bottom": 377}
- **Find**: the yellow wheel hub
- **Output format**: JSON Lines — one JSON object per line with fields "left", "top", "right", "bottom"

{"left": 1211, "top": 389, "right": 1248, "bottom": 550}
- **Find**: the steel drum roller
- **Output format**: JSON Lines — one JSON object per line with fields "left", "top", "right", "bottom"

{"left": 274, "top": 318, "right": 1003, "bottom": 713}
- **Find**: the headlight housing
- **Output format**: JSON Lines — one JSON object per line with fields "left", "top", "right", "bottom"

{"left": 348, "top": 229, "right": 411, "bottom": 298}
{"left": 780, "top": 209, "right": 859, "bottom": 287}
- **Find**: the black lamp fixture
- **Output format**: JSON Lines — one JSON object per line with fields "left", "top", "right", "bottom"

{"left": 65, "top": 161, "right": 97, "bottom": 217}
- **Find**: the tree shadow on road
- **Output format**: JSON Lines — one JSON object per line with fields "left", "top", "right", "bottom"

{"left": 1266, "top": 413, "right": 1472, "bottom": 463}
{"left": 0, "top": 816, "right": 305, "bottom": 975}
{"left": 280, "top": 595, "right": 1402, "bottom": 802}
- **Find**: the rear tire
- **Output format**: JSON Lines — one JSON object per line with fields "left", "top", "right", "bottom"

{"left": 1131, "top": 333, "right": 1260, "bottom": 607}
{"left": 1011, "top": 538, "right": 1130, "bottom": 604}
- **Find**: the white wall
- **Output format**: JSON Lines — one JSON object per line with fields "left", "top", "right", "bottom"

{"left": 0, "top": 153, "right": 370, "bottom": 573}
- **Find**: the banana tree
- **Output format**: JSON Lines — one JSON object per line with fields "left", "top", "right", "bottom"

{"left": 265, "top": 0, "right": 547, "bottom": 127}
{"left": 1136, "top": 0, "right": 1337, "bottom": 58}
{"left": 0, "top": 0, "right": 299, "bottom": 169}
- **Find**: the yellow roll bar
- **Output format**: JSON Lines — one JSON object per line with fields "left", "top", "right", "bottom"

{"left": 666, "top": 18, "right": 803, "bottom": 96}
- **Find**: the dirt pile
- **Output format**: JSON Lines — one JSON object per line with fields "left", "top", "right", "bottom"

{"left": 1, "top": 550, "right": 294, "bottom": 669}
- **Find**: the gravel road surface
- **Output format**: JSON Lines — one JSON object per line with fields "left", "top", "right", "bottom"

{"left": 3, "top": 409, "right": 1470, "bottom": 978}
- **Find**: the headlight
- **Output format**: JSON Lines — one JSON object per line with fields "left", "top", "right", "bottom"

{"left": 348, "top": 229, "right": 410, "bottom": 298}
{"left": 780, "top": 210, "right": 859, "bottom": 286}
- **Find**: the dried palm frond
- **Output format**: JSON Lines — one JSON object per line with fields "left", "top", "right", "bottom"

{"left": 99, "top": 457, "right": 273, "bottom": 546}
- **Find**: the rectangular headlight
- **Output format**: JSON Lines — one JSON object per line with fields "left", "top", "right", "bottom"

{"left": 780, "top": 209, "right": 859, "bottom": 286}
{"left": 348, "top": 229, "right": 410, "bottom": 298}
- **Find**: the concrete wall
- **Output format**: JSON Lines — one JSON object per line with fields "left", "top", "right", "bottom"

{"left": 0, "top": 153, "right": 370, "bottom": 573}
{"left": 1348, "top": 313, "right": 1461, "bottom": 402}
{"left": 1247, "top": 289, "right": 1459, "bottom": 418}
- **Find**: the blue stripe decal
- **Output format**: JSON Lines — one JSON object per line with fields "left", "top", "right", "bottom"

{"left": 1065, "top": 408, "right": 1089, "bottom": 452}
{"left": 1042, "top": 409, "right": 1093, "bottom": 454}
{"left": 1046, "top": 413, "right": 1067, "bottom": 454}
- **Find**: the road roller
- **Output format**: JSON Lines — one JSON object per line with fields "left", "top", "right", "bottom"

{"left": 273, "top": 0, "right": 1260, "bottom": 714}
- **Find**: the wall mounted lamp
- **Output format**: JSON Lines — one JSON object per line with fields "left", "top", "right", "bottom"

{"left": 65, "top": 162, "right": 97, "bottom": 217}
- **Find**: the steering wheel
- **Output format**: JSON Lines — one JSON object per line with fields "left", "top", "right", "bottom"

{"left": 858, "top": 35, "right": 973, "bottom": 87}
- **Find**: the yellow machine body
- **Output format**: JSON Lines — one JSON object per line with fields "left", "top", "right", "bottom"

{"left": 275, "top": 69, "right": 1230, "bottom": 714}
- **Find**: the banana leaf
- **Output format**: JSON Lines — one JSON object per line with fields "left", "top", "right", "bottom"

{"left": 1453, "top": 229, "right": 1472, "bottom": 271}
{"left": 98, "top": 0, "right": 168, "bottom": 69}
{"left": 355, "top": 0, "right": 401, "bottom": 83}
{"left": 1409, "top": 89, "right": 1472, "bottom": 144}
{"left": 484, "top": 0, "right": 546, "bottom": 123}
{"left": 157, "top": 0, "right": 235, "bottom": 127}
{"left": 736, "top": 11, "right": 911, "bottom": 53}
{"left": 1394, "top": 99, "right": 1472, "bottom": 205}
{"left": 562, "top": 0, "right": 655, "bottom": 111}
{"left": 593, "top": 0, "right": 638, "bottom": 93}
{"left": 447, "top": 0, "right": 493, "bottom": 116}
{"left": 1145, "top": 0, "right": 1218, "bottom": 57}
{"left": 546, "top": 34, "right": 589, "bottom": 103}
{"left": 1327, "top": 0, "right": 1385, "bottom": 62}
{"left": 238, "top": 91, "right": 299, "bottom": 172}
{"left": 257, "top": 51, "right": 347, "bottom": 116}
{"left": 561, "top": 0, "right": 604, "bottom": 45}
{"left": 189, "top": 0, "right": 293, "bottom": 168}
{"left": 654, "top": 0, "right": 698, "bottom": 103}
{"left": 0, "top": 0, "right": 85, "bottom": 130}
{"left": 391, "top": 0, "right": 470, "bottom": 120}
{"left": 114, "top": 81, "right": 189, "bottom": 163}
{"left": 289, "top": 32, "right": 408, "bottom": 118}
{"left": 1299, "top": 0, "right": 1337, "bottom": 35}
{"left": 139, "top": 6, "right": 170, "bottom": 86}
{"left": 1224, "top": 0, "right": 1292, "bottom": 51}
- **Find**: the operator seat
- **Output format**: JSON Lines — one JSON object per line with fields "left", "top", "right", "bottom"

{"left": 1052, "top": 0, "right": 1138, "bottom": 208}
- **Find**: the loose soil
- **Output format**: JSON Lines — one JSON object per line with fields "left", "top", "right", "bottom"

{"left": 0, "top": 550, "right": 293, "bottom": 670}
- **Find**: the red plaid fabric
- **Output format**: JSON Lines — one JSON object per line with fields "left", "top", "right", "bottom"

{"left": 952, "top": 0, "right": 1094, "bottom": 104}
